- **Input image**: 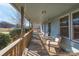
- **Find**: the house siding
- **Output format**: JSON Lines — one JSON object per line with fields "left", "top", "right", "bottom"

{"left": 50, "top": 16, "right": 79, "bottom": 53}
{"left": 42, "top": 19, "right": 79, "bottom": 53}
{"left": 42, "top": 24, "right": 48, "bottom": 36}
{"left": 50, "top": 19, "right": 60, "bottom": 38}
{"left": 42, "top": 8, "right": 79, "bottom": 53}
{"left": 61, "top": 38, "right": 79, "bottom": 53}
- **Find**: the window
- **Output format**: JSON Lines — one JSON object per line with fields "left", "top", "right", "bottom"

{"left": 72, "top": 11, "right": 79, "bottom": 40}
{"left": 60, "top": 15, "right": 69, "bottom": 37}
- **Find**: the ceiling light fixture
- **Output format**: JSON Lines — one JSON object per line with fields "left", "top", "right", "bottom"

{"left": 42, "top": 10, "right": 46, "bottom": 15}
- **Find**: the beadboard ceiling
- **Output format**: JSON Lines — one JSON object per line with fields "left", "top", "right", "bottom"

{"left": 13, "top": 3, "right": 79, "bottom": 24}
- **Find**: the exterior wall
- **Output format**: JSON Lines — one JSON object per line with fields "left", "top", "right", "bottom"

{"left": 42, "top": 24, "right": 44, "bottom": 32}
{"left": 50, "top": 19, "right": 60, "bottom": 38}
{"left": 42, "top": 24, "right": 48, "bottom": 36}
{"left": 50, "top": 18, "right": 79, "bottom": 53}
{"left": 40, "top": 24, "right": 43, "bottom": 32}
{"left": 42, "top": 24, "right": 45, "bottom": 33}
{"left": 61, "top": 38, "right": 79, "bottom": 53}
{"left": 41, "top": 8, "right": 79, "bottom": 53}
{"left": 45, "top": 24, "right": 48, "bottom": 36}
{"left": 61, "top": 9, "right": 79, "bottom": 53}
{"left": 49, "top": 8, "right": 79, "bottom": 53}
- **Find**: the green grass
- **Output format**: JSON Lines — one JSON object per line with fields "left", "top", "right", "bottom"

{"left": 0, "top": 28, "right": 14, "bottom": 34}
{"left": 1, "top": 32, "right": 9, "bottom": 34}
{"left": 0, "top": 28, "right": 14, "bottom": 31}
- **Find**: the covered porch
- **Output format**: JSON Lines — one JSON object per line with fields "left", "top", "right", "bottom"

{"left": 0, "top": 3, "right": 79, "bottom": 56}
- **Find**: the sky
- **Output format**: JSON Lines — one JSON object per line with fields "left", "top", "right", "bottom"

{"left": 0, "top": 3, "right": 20, "bottom": 25}
{"left": 0, "top": 3, "right": 29, "bottom": 27}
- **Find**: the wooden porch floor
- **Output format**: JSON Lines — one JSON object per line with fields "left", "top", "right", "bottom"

{"left": 23, "top": 33, "right": 66, "bottom": 56}
{"left": 23, "top": 32, "right": 79, "bottom": 56}
{"left": 28, "top": 35, "right": 49, "bottom": 56}
{"left": 23, "top": 33, "right": 68, "bottom": 56}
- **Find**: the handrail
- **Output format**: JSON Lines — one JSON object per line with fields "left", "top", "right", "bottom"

{"left": 0, "top": 29, "right": 33, "bottom": 56}
{"left": 0, "top": 38, "right": 22, "bottom": 56}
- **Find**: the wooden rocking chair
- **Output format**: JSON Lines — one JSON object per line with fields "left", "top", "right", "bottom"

{"left": 46, "top": 37, "right": 62, "bottom": 54}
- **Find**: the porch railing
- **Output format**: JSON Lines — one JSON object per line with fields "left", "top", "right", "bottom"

{"left": 0, "top": 30, "right": 32, "bottom": 56}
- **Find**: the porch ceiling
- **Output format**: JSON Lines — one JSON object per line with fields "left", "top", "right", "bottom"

{"left": 13, "top": 3, "right": 79, "bottom": 24}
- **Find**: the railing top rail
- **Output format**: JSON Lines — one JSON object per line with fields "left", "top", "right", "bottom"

{"left": 23, "top": 30, "right": 32, "bottom": 38}
{"left": 0, "top": 38, "right": 22, "bottom": 56}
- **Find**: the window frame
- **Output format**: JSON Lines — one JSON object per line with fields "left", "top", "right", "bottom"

{"left": 59, "top": 14, "right": 70, "bottom": 39}
{"left": 71, "top": 9, "right": 79, "bottom": 42}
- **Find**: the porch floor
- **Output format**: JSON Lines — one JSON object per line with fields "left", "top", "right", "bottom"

{"left": 27, "top": 33, "right": 67, "bottom": 56}
{"left": 28, "top": 35, "right": 49, "bottom": 56}
{"left": 25, "top": 33, "right": 79, "bottom": 56}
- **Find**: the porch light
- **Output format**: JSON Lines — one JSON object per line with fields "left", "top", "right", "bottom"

{"left": 42, "top": 10, "right": 46, "bottom": 15}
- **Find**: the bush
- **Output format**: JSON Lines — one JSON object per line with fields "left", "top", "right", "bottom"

{"left": 9, "top": 28, "right": 21, "bottom": 39}
{"left": 0, "top": 33, "right": 11, "bottom": 50}
{"left": 24, "top": 28, "right": 30, "bottom": 33}
{"left": 0, "top": 28, "right": 30, "bottom": 50}
{"left": 9, "top": 28, "right": 30, "bottom": 41}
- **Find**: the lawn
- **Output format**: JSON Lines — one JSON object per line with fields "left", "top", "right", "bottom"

{"left": 0, "top": 28, "right": 14, "bottom": 34}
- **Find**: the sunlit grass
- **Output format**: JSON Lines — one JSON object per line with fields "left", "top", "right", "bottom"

{"left": 1, "top": 32, "right": 9, "bottom": 34}
{"left": 0, "top": 28, "right": 14, "bottom": 34}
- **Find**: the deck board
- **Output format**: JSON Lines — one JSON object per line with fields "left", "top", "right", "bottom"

{"left": 27, "top": 34, "right": 49, "bottom": 56}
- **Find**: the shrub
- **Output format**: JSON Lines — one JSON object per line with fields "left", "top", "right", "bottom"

{"left": 9, "top": 28, "right": 21, "bottom": 39}
{"left": 9, "top": 28, "right": 30, "bottom": 41}
{"left": 24, "top": 28, "right": 30, "bottom": 33}
{"left": 0, "top": 33, "right": 11, "bottom": 50}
